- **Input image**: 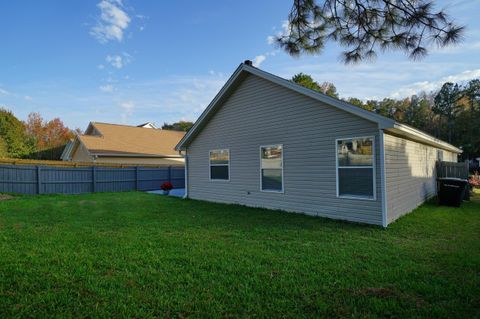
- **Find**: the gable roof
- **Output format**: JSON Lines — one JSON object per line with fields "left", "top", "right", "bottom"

{"left": 175, "top": 62, "right": 461, "bottom": 154}
{"left": 74, "top": 122, "right": 185, "bottom": 158}
{"left": 137, "top": 122, "right": 157, "bottom": 129}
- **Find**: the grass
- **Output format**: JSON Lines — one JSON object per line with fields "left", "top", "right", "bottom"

{"left": 0, "top": 190, "right": 479, "bottom": 318}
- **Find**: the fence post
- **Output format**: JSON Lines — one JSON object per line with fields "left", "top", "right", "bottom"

{"left": 92, "top": 166, "right": 97, "bottom": 192}
{"left": 135, "top": 166, "right": 139, "bottom": 191}
{"left": 37, "top": 166, "right": 41, "bottom": 194}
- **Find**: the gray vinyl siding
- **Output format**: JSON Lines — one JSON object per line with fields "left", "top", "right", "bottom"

{"left": 187, "top": 74, "right": 383, "bottom": 225}
{"left": 384, "top": 133, "right": 457, "bottom": 223}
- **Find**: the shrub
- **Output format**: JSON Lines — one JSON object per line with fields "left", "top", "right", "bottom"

{"left": 469, "top": 171, "right": 480, "bottom": 188}
{"left": 160, "top": 181, "right": 173, "bottom": 191}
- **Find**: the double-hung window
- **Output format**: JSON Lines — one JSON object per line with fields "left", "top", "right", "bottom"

{"left": 210, "top": 149, "right": 229, "bottom": 181}
{"left": 336, "top": 137, "right": 375, "bottom": 199}
{"left": 260, "top": 145, "right": 283, "bottom": 192}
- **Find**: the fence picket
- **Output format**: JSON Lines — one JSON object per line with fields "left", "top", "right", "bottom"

{"left": 0, "top": 164, "right": 185, "bottom": 195}
{"left": 436, "top": 161, "right": 469, "bottom": 179}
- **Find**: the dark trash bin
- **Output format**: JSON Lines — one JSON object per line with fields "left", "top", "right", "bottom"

{"left": 437, "top": 178, "right": 469, "bottom": 207}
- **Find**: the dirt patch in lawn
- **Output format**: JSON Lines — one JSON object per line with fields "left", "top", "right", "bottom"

{"left": 0, "top": 194, "right": 14, "bottom": 201}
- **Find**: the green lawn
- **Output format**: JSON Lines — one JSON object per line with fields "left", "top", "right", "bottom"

{"left": 0, "top": 191, "right": 479, "bottom": 318}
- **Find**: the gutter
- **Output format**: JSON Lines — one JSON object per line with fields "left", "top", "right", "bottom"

{"left": 387, "top": 123, "right": 462, "bottom": 153}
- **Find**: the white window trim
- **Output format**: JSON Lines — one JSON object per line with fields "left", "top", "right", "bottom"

{"left": 209, "top": 149, "right": 230, "bottom": 182}
{"left": 335, "top": 136, "right": 376, "bottom": 201}
{"left": 259, "top": 144, "right": 284, "bottom": 193}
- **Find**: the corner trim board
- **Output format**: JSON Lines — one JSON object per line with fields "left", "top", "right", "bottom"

{"left": 379, "top": 129, "right": 388, "bottom": 227}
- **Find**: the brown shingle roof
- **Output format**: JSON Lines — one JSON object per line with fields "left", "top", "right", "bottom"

{"left": 78, "top": 122, "right": 185, "bottom": 157}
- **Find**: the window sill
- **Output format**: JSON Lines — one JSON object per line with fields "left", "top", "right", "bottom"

{"left": 337, "top": 195, "right": 376, "bottom": 201}
{"left": 261, "top": 189, "right": 284, "bottom": 194}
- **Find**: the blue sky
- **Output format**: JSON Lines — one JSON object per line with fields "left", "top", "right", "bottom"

{"left": 0, "top": 0, "right": 479, "bottom": 130}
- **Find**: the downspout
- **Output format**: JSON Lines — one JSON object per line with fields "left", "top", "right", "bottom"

{"left": 379, "top": 129, "right": 388, "bottom": 228}
{"left": 183, "top": 147, "right": 189, "bottom": 199}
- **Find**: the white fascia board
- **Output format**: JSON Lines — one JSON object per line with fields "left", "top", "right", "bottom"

{"left": 388, "top": 123, "right": 462, "bottom": 153}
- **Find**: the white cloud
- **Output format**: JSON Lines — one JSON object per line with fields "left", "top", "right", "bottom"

{"left": 120, "top": 100, "right": 135, "bottom": 122}
{"left": 390, "top": 69, "right": 480, "bottom": 98}
{"left": 251, "top": 50, "right": 280, "bottom": 68}
{"left": 111, "top": 72, "right": 227, "bottom": 123}
{"left": 99, "top": 84, "right": 114, "bottom": 93}
{"left": 106, "top": 55, "right": 123, "bottom": 68}
{"left": 275, "top": 59, "right": 479, "bottom": 100}
{"left": 0, "top": 87, "right": 9, "bottom": 95}
{"left": 120, "top": 100, "right": 134, "bottom": 112}
{"left": 97, "top": 64, "right": 105, "bottom": 70}
{"left": 268, "top": 20, "right": 291, "bottom": 46}
{"left": 253, "top": 55, "right": 266, "bottom": 67}
{"left": 24, "top": 95, "right": 33, "bottom": 101}
{"left": 90, "top": 0, "right": 131, "bottom": 43}
{"left": 136, "top": 14, "right": 148, "bottom": 31}
{"left": 430, "top": 41, "right": 480, "bottom": 55}
{"left": 105, "top": 53, "right": 131, "bottom": 69}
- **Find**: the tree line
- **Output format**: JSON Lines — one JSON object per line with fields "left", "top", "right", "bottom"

{"left": 291, "top": 74, "right": 480, "bottom": 160}
{"left": 0, "top": 108, "right": 79, "bottom": 160}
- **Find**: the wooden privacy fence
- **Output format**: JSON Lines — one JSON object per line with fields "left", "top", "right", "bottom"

{"left": 0, "top": 158, "right": 176, "bottom": 168}
{"left": 436, "top": 161, "right": 469, "bottom": 179}
{"left": 0, "top": 164, "right": 185, "bottom": 195}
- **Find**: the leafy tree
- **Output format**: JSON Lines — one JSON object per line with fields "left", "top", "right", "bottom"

{"left": 291, "top": 73, "right": 339, "bottom": 98}
{"left": 161, "top": 121, "right": 194, "bottom": 132}
{"left": 24, "top": 113, "right": 76, "bottom": 160}
{"left": 0, "top": 136, "right": 8, "bottom": 158}
{"left": 363, "top": 100, "right": 378, "bottom": 112}
{"left": 463, "top": 79, "right": 480, "bottom": 113}
{"left": 346, "top": 97, "right": 364, "bottom": 108}
{"left": 319, "top": 81, "right": 338, "bottom": 98}
{"left": 375, "top": 98, "right": 396, "bottom": 118}
{"left": 434, "top": 82, "right": 461, "bottom": 143}
{"left": 0, "top": 108, "right": 34, "bottom": 158}
{"left": 292, "top": 73, "right": 321, "bottom": 91}
{"left": 276, "top": 0, "right": 464, "bottom": 63}
{"left": 456, "top": 80, "right": 480, "bottom": 159}
{"left": 406, "top": 96, "right": 432, "bottom": 131}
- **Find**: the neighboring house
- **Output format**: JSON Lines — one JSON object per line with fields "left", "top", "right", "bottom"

{"left": 137, "top": 122, "right": 158, "bottom": 129}
{"left": 61, "top": 122, "right": 185, "bottom": 166}
{"left": 176, "top": 61, "right": 461, "bottom": 227}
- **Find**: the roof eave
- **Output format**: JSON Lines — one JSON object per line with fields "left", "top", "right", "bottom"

{"left": 386, "top": 123, "right": 462, "bottom": 153}
{"left": 60, "top": 139, "right": 75, "bottom": 160}
{"left": 91, "top": 152, "right": 183, "bottom": 158}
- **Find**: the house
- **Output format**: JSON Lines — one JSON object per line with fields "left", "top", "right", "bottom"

{"left": 137, "top": 122, "right": 158, "bottom": 129}
{"left": 61, "top": 122, "right": 185, "bottom": 166}
{"left": 175, "top": 61, "right": 461, "bottom": 227}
